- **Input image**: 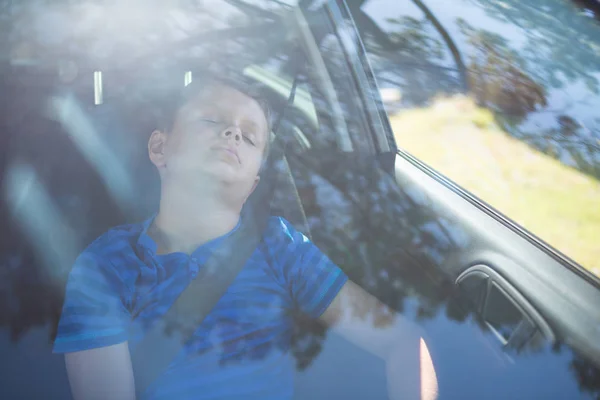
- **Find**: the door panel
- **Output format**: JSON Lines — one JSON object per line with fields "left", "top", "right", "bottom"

{"left": 393, "top": 154, "right": 600, "bottom": 353}
{"left": 324, "top": 0, "right": 600, "bottom": 397}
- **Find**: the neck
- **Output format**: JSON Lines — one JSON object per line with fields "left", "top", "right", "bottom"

{"left": 150, "top": 178, "right": 242, "bottom": 255}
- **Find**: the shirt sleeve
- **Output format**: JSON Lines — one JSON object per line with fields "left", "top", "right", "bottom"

{"left": 53, "top": 250, "right": 131, "bottom": 353}
{"left": 268, "top": 217, "right": 348, "bottom": 318}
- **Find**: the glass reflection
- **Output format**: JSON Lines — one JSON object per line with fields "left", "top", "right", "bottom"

{"left": 0, "top": 1, "right": 599, "bottom": 399}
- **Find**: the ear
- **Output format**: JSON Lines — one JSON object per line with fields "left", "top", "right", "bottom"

{"left": 148, "top": 130, "right": 168, "bottom": 169}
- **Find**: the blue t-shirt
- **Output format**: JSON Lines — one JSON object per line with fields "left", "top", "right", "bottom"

{"left": 53, "top": 216, "right": 347, "bottom": 399}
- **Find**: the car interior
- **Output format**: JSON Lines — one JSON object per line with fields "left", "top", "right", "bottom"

{"left": 1, "top": 0, "right": 600, "bottom": 399}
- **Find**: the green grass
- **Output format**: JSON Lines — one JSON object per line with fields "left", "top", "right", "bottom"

{"left": 389, "top": 95, "right": 600, "bottom": 277}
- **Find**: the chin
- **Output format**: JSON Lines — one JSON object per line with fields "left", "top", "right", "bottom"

{"left": 205, "top": 164, "right": 239, "bottom": 183}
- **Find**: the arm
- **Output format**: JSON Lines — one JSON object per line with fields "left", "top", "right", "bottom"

{"left": 53, "top": 251, "right": 134, "bottom": 399}
{"left": 320, "top": 280, "right": 438, "bottom": 400}
{"left": 65, "top": 342, "right": 136, "bottom": 400}
{"left": 270, "top": 218, "right": 438, "bottom": 399}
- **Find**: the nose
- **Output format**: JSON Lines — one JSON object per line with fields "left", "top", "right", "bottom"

{"left": 221, "top": 125, "right": 241, "bottom": 144}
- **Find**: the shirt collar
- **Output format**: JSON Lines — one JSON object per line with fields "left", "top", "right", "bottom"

{"left": 136, "top": 213, "right": 159, "bottom": 254}
{"left": 136, "top": 212, "right": 242, "bottom": 258}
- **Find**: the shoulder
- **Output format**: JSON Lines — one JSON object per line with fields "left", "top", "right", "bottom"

{"left": 65, "top": 221, "right": 146, "bottom": 295}
{"left": 78, "top": 221, "right": 144, "bottom": 265}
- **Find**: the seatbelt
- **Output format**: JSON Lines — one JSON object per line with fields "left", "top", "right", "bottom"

{"left": 131, "top": 185, "right": 271, "bottom": 396}
{"left": 131, "top": 69, "right": 302, "bottom": 397}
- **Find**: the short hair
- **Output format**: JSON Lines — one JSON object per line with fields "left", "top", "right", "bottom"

{"left": 153, "top": 71, "right": 273, "bottom": 161}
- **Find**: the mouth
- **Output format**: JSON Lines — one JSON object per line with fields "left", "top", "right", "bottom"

{"left": 214, "top": 146, "right": 240, "bottom": 164}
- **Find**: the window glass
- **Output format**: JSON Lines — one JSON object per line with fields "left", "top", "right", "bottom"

{"left": 352, "top": 0, "right": 600, "bottom": 279}
{"left": 0, "top": 2, "right": 388, "bottom": 399}
{"left": 2, "top": 1, "right": 600, "bottom": 400}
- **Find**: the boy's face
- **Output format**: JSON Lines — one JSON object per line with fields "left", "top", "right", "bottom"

{"left": 150, "top": 83, "right": 269, "bottom": 201}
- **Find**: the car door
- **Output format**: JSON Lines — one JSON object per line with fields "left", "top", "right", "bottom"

{"left": 325, "top": 0, "right": 600, "bottom": 397}
{"left": 262, "top": 0, "right": 600, "bottom": 398}
{"left": 256, "top": 1, "right": 600, "bottom": 398}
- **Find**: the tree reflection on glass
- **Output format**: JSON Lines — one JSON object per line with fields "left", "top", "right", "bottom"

{"left": 0, "top": 0, "right": 599, "bottom": 398}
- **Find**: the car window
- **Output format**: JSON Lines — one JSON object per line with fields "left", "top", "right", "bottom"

{"left": 0, "top": 1, "right": 389, "bottom": 398}
{"left": 351, "top": 0, "right": 600, "bottom": 280}
{"left": 2, "top": 1, "right": 600, "bottom": 400}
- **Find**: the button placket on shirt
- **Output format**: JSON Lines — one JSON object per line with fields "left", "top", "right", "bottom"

{"left": 189, "top": 257, "right": 200, "bottom": 279}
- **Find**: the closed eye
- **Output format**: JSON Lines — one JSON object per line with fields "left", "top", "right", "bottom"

{"left": 199, "top": 118, "right": 219, "bottom": 124}
{"left": 243, "top": 135, "right": 256, "bottom": 146}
